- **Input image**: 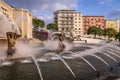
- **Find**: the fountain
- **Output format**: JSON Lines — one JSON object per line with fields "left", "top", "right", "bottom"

{"left": 1, "top": 10, "right": 120, "bottom": 80}
{"left": 0, "top": 11, "right": 21, "bottom": 58}
{"left": 0, "top": 33, "right": 120, "bottom": 80}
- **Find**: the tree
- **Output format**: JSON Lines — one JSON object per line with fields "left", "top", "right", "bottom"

{"left": 87, "top": 26, "right": 98, "bottom": 38}
{"left": 106, "top": 28, "right": 117, "bottom": 40}
{"left": 103, "top": 28, "right": 107, "bottom": 37}
{"left": 47, "top": 23, "right": 58, "bottom": 31}
{"left": 32, "top": 18, "right": 45, "bottom": 29}
{"left": 116, "top": 32, "right": 120, "bottom": 41}
{"left": 96, "top": 27, "right": 103, "bottom": 37}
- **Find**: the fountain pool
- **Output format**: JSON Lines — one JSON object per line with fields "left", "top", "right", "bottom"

{"left": 0, "top": 41, "right": 120, "bottom": 80}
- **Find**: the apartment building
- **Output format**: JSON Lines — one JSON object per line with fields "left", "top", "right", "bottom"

{"left": 118, "top": 18, "right": 120, "bottom": 31}
{"left": 105, "top": 19, "right": 119, "bottom": 32}
{"left": 54, "top": 9, "right": 82, "bottom": 36}
{"left": 82, "top": 16, "right": 105, "bottom": 35}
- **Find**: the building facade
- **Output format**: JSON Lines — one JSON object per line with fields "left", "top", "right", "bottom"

{"left": 0, "top": 0, "right": 33, "bottom": 38}
{"left": 118, "top": 18, "right": 120, "bottom": 31}
{"left": 105, "top": 19, "right": 119, "bottom": 32}
{"left": 54, "top": 9, "right": 82, "bottom": 36}
{"left": 82, "top": 16, "right": 105, "bottom": 35}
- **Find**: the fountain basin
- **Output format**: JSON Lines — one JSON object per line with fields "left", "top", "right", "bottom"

{"left": 0, "top": 42, "right": 120, "bottom": 80}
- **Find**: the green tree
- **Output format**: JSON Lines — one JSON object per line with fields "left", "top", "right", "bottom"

{"left": 87, "top": 26, "right": 98, "bottom": 38}
{"left": 32, "top": 18, "right": 45, "bottom": 29}
{"left": 47, "top": 23, "right": 58, "bottom": 31}
{"left": 106, "top": 28, "right": 117, "bottom": 40}
{"left": 96, "top": 27, "right": 103, "bottom": 37}
{"left": 116, "top": 32, "right": 120, "bottom": 41}
{"left": 103, "top": 28, "right": 107, "bottom": 37}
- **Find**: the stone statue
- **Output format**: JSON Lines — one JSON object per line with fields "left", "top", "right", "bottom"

{"left": 69, "top": 31, "right": 74, "bottom": 42}
{"left": 57, "top": 33, "right": 66, "bottom": 51}
{"left": 6, "top": 32, "right": 21, "bottom": 57}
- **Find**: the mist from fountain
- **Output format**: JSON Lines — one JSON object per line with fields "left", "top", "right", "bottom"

{"left": 0, "top": 11, "right": 20, "bottom": 38}
{"left": 43, "top": 40, "right": 73, "bottom": 51}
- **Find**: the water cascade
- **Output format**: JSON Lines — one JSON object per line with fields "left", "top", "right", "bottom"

{"left": 103, "top": 50, "right": 120, "bottom": 59}
{"left": 32, "top": 56, "right": 43, "bottom": 80}
{"left": 79, "top": 56, "right": 100, "bottom": 76}
{"left": 0, "top": 42, "right": 120, "bottom": 80}
{"left": 56, "top": 54, "right": 76, "bottom": 78}
{"left": 91, "top": 54, "right": 112, "bottom": 70}
{"left": 101, "top": 51, "right": 118, "bottom": 63}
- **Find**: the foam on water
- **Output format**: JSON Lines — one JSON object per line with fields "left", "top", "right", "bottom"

{"left": 50, "top": 56, "right": 59, "bottom": 60}
{"left": 62, "top": 56, "right": 75, "bottom": 59}
{"left": 37, "top": 58, "right": 49, "bottom": 62}
{"left": 2, "top": 61, "right": 13, "bottom": 66}
{"left": 20, "top": 59, "right": 32, "bottom": 63}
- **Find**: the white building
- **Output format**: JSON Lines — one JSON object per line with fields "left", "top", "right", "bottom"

{"left": 54, "top": 9, "right": 82, "bottom": 37}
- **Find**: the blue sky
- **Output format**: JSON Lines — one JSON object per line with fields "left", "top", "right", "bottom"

{"left": 4, "top": 0, "right": 120, "bottom": 24}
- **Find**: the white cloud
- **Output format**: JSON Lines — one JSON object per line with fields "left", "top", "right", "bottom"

{"left": 99, "top": 0, "right": 112, "bottom": 4}
{"left": 5, "top": 0, "right": 79, "bottom": 24}
{"left": 38, "top": 14, "right": 54, "bottom": 25}
{"left": 107, "top": 9, "right": 120, "bottom": 18}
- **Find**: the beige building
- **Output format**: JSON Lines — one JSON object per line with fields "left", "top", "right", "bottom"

{"left": 0, "top": 0, "right": 33, "bottom": 38}
{"left": 105, "top": 19, "right": 119, "bottom": 32}
{"left": 118, "top": 18, "right": 120, "bottom": 31}
{"left": 54, "top": 9, "right": 82, "bottom": 36}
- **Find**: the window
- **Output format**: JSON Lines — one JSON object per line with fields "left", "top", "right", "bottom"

{"left": 62, "top": 28, "right": 64, "bottom": 31}
{"left": 70, "top": 17, "right": 73, "bottom": 20}
{"left": 66, "top": 28, "right": 69, "bottom": 31}
{"left": 66, "top": 21, "right": 68, "bottom": 24}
